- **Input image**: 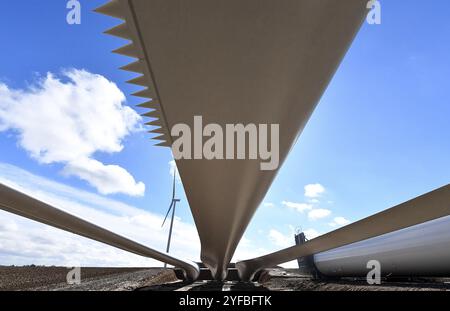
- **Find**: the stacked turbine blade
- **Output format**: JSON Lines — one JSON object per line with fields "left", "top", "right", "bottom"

{"left": 95, "top": 0, "right": 171, "bottom": 148}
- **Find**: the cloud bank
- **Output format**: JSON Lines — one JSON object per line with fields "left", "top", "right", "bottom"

{"left": 0, "top": 69, "right": 144, "bottom": 196}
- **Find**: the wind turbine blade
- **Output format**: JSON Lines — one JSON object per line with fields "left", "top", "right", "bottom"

{"left": 98, "top": 0, "right": 370, "bottom": 280}
{"left": 161, "top": 201, "right": 174, "bottom": 227}
{"left": 236, "top": 184, "right": 450, "bottom": 281}
{"left": 0, "top": 183, "right": 200, "bottom": 281}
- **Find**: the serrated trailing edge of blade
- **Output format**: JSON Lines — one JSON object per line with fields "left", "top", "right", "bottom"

{"left": 132, "top": 88, "right": 154, "bottom": 99}
{"left": 96, "top": 0, "right": 172, "bottom": 148}
{"left": 126, "top": 75, "right": 148, "bottom": 87}
{"left": 120, "top": 60, "right": 145, "bottom": 74}
{"left": 93, "top": 0, "right": 125, "bottom": 19}
{"left": 112, "top": 43, "right": 143, "bottom": 59}
{"left": 104, "top": 22, "right": 132, "bottom": 40}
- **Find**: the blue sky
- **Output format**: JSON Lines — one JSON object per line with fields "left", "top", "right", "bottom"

{"left": 0, "top": 1, "right": 449, "bottom": 266}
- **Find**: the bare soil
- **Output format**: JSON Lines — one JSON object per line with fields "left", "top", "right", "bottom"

{"left": 0, "top": 266, "right": 168, "bottom": 291}
{"left": 2, "top": 266, "right": 449, "bottom": 291}
{"left": 260, "top": 269, "right": 450, "bottom": 291}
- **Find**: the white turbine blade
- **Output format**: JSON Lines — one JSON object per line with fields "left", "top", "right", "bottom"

{"left": 0, "top": 183, "right": 200, "bottom": 281}
{"left": 236, "top": 184, "right": 450, "bottom": 281}
{"left": 97, "top": 0, "right": 369, "bottom": 279}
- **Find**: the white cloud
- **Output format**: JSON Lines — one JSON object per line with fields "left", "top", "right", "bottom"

{"left": 168, "top": 160, "right": 182, "bottom": 183}
{"left": 169, "top": 160, "right": 177, "bottom": 176}
{"left": 232, "top": 246, "right": 270, "bottom": 264}
{"left": 280, "top": 260, "right": 300, "bottom": 268}
{"left": 334, "top": 216, "right": 351, "bottom": 226}
{"left": 329, "top": 216, "right": 351, "bottom": 228}
{"left": 232, "top": 236, "right": 270, "bottom": 262}
{"left": 266, "top": 226, "right": 321, "bottom": 268}
{"left": 281, "top": 201, "right": 312, "bottom": 213}
{"left": 0, "top": 218, "right": 18, "bottom": 232}
{"left": 263, "top": 202, "right": 275, "bottom": 208}
{"left": 303, "top": 228, "right": 321, "bottom": 240}
{"left": 268, "top": 229, "right": 293, "bottom": 248}
{"left": 308, "top": 208, "right": 331, "bottom": 221}
{"left": 63, "top": 158, "right": 145, "bottom": 196}
{"left": 268, "top": 226, "right": 321, "bottom": 246}
{"left": 304, "top": 183, "right": 325, "bottom": 198}
{"left": 0, "top": 69, "right": 144, "bottom": 196}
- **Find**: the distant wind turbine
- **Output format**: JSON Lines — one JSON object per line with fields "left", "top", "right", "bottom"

{"left": 161, "top": 167, "right": 180, "bottom": 268}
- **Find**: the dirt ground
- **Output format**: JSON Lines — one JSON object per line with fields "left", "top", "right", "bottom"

{"left": 2, "top": 266, "right": 449, "bottom": 291}
{"left": 0, "top": 266, "right": 169, "bottom": 291}
{"left": 260, "top": 269, "right": 450, "bottom": 291}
